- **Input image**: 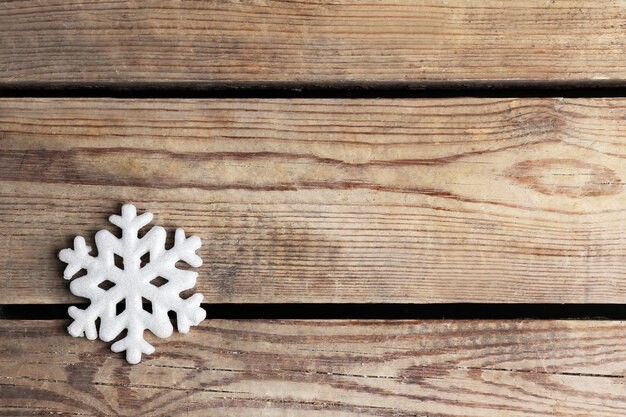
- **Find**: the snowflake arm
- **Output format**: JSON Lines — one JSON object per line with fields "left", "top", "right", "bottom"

{"left": 58, "top": 204, "right": 205, "bottom": 364}
{"left": 59, "top": 236, "right": 95, "bottom": 280}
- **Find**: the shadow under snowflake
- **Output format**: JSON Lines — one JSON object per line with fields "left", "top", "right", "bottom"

{"left": 58, "top": 203, "right": 205, "bottom": 364}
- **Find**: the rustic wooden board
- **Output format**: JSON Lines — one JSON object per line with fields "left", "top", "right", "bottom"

{"left": 2, "top": 1, "right": 626, "bottom": 84}
{"left": 3, "top": 98, "right": 626, "bottom": 304}
{"left": 2, "top": 319, "right": 626, "bottom": 416}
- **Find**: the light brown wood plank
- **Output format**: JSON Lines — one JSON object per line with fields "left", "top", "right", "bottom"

{"left": 3, "top": 98, "right": 626, "bottom": 304}
{"left": 2, "top": 1, "right": 626, "bottom": 83}
{"left": 2, "top": 319, "right": 626, "bottom": 416}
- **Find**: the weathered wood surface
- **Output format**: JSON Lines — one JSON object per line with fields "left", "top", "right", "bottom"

{"left": 2, "top": 319, "right": 626, "bottom": 416}
{"left": 3, "top": 98, "right": 626, "bottom": 304}
{"left": 2, "top": 1, "right": 626, "bottom": 84}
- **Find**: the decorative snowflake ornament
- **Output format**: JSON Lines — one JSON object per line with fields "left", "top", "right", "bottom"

{"left": 59, "top": 204, "right": 206, "bottom": 364}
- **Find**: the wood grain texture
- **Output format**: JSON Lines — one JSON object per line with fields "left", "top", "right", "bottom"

{"left": 2, "top": 319, "right": 626, "bottom": 416}
{"left": 3, "top": 98, "right": 626, "bottom": 304}
{"left": 2, "top": 0, "right": 626, "bottom": 83}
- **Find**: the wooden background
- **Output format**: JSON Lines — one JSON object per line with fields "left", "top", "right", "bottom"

{"left": 2, "top": 1, "right": 626, "bottom": 416}
{"left": 2, "top": 0, "right": 626, "bottom": 83}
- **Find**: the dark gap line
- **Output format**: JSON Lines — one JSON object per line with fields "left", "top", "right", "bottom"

{"left": 2, "top": 304, "right": 626, "bottom": 320}
{"left": 4, "top": 80, "right": 626, "bottom": 98}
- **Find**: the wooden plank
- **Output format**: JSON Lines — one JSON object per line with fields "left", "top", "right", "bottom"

{"left": 1, "top": 1, "right": 626, "bottom": 84}
{"left": 2, "top": 319, "right": 626, "bottom": 416}
{"left": 3, "top": 98, "right": 626, "bottom": 304}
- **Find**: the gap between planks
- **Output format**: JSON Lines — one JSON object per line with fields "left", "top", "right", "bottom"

{"left": 5, "top": 81, "right": 626, "bottom": 99}
{"left": 4, "top": 304, "right": 626, "bottom": 321}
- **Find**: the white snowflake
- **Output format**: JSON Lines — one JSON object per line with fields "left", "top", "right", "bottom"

{"left": 58, "top": 204, "right": 206, "bottom": 364}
